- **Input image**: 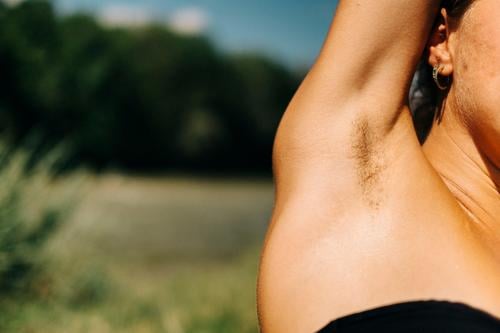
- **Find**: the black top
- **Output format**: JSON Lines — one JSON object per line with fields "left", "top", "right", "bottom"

{"left": 316, "top": 300, "right": 500, "bottom": 332}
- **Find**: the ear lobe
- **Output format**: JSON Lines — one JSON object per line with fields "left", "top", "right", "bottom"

{"left": 428, "top": 45, "right": 453, "bottom": 76}
{"left": 427, "top": 9, "right": 453, "bottom": 76}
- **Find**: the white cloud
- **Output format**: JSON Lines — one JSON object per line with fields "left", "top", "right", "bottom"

{"left": 168, "top": 6, "right": 210, "bottom": 35}
{"left": 98, "top": 4, "right": 153, "bottom": 28}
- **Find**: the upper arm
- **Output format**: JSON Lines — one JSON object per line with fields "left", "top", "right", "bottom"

{"left": 312, "top": 0, "right": 440, "bottom": 108}
{"left": 272, "top": 1, "right": 441, "bottom": 215}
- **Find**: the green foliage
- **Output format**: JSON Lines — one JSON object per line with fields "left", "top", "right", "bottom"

{"left": 0, "top": 140, "right": 79, "bottom": 297}
{"left": 63, "top": 267, "right": 112, "bottom": 310}
{"left": 0, "top": 0, "right": 301, "bottom": 172}
{"left": 0, "top": 174, "right": 267, "bottom": 332}
{"left": 0, "top": 249, "right": 261, "bottom": 333}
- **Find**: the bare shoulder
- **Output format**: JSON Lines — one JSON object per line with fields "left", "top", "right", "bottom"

{"left": 258, "top": 110, "right": 500, "bottom": 332}
{"left": 259, "top": 228, "right": 500, "bottom": 333}
{"left": 257, "top": 1, "right": 500, "bottom": 332}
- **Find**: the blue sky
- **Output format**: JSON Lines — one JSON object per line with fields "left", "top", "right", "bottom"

{"left": 52, "top": 0, "right": 339, "bottom": 68}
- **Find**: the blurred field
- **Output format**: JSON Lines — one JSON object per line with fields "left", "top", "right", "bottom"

{"left": 2, "top": 174, "right": 274, "bottom": 333}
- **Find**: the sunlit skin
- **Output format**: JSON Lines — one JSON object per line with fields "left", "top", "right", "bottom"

{"left": 257, "top": 1, "right": 500, "bottom": 333}
{"left": 425, "top": 2, "right": 500, "bottom": 258}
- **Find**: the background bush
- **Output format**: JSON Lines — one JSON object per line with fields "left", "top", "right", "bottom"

{"left": 0, "top": 0, "right": 301, "bottom": 173}
{"left": 0, "top": 140, "right": 81, "bottom": 299}
{"left": 0, "top": 1, "right": 286, "bottom": 331}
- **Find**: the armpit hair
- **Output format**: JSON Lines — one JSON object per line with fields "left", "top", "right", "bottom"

{"left": 350, "top": 117, "right": 385, "bottom": 209}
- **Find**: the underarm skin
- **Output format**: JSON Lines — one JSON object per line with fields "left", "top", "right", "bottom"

{"left": 272, "top": 1, "right": 441, "bottom": 209}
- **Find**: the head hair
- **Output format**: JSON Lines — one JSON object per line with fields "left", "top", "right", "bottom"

{"left": 410, "top": 0, "right": 475, "bottom": 143}
{"left": 443, "top": 0, "right": 475, "bottom": 18}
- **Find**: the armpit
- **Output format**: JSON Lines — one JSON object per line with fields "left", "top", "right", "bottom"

{"left": 350, "top": 117, "right": 386, "bottom": 210}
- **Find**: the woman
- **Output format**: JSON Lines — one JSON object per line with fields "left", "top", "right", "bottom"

{"left": 257, "top": 0, "right": 500, "bottom": 332}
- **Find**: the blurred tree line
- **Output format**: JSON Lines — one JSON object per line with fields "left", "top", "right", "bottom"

{"left": 0, "top": 0, "right": 301, "bottom": 173}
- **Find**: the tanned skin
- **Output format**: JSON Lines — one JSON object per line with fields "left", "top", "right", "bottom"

{"left": 257, "top": 1, "right": 500, "bottom": 332}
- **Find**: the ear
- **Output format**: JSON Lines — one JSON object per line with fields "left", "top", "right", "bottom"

{"left": 427, "top": 8, "right": 453, "bottom": 76}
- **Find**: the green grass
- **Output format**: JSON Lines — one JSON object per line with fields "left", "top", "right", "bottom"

{"left": 1, "top": 174, "right": 273, "bottom": 333}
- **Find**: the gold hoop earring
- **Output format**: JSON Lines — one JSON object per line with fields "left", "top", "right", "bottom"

{"left": 433, "top": 64, "right": 449, "bottom": 90}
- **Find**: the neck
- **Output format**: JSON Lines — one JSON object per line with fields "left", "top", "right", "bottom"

{"left": 422, "top": 97, "right": 500, "bottom": 258}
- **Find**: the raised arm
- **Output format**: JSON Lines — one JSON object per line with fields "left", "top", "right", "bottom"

{"left": 311, "top": 1, "right": 441, "bottom": 110}
{"left": 271, "top": 1, "right": 441, "bottom": 213}
{"left": 259, "top": 1, "right": 448, "bottom": 331}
